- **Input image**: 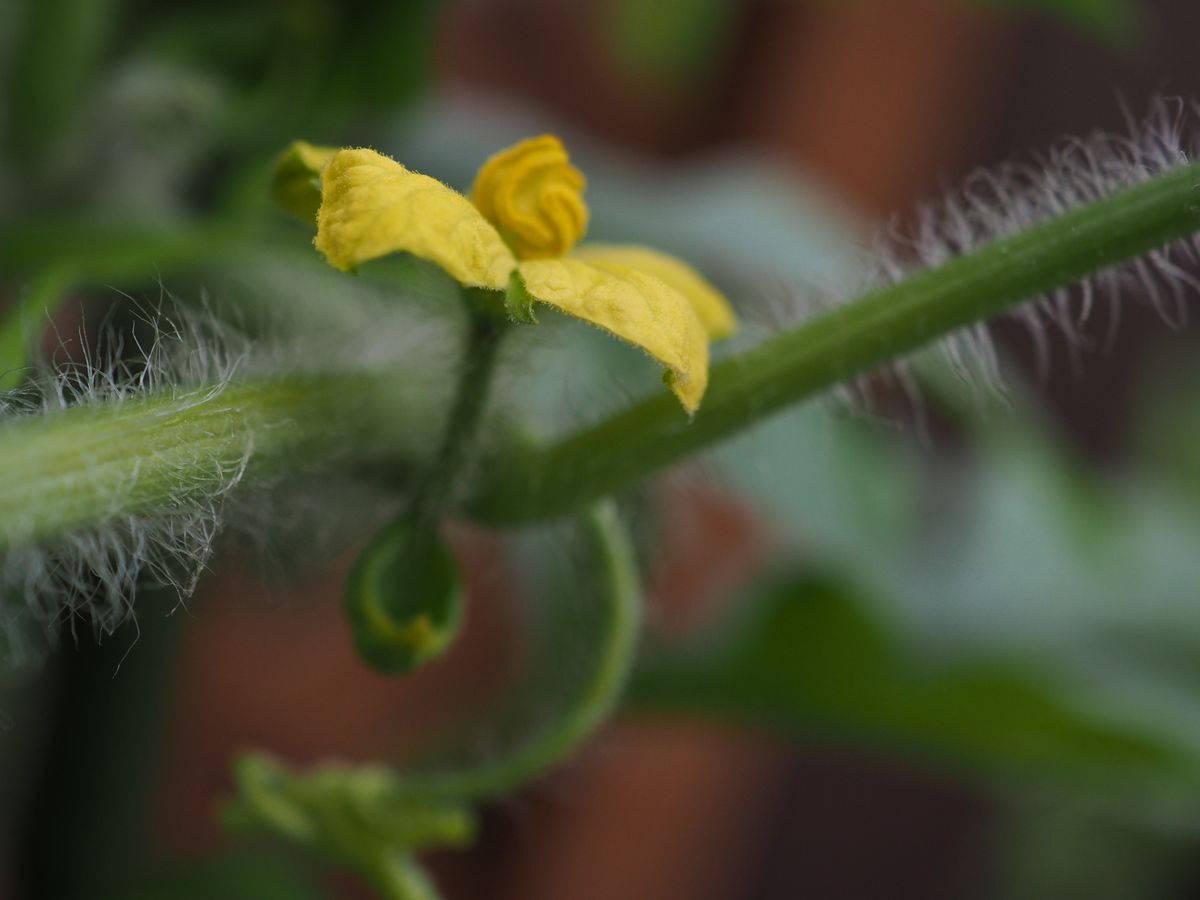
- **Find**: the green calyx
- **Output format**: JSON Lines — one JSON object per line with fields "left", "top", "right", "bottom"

{"left": 503, "top": 268, "right": 539, "bottom": 324}
{"left": 271, "top": 140, "right": 337, "bottom": 223}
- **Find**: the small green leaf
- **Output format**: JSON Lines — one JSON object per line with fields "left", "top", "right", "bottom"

{"left": 344, "top": 520, "right": 464, "bottom": 674}
{"left": 504, "top": 269, "right": 539, "bottom": 325}
{"left": 271, "top": 140, "right": 336, "bottom": 224}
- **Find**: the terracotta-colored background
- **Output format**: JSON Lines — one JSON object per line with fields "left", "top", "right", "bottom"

{"left": 20, "top": 1, "right": 1200, "bottom": 898}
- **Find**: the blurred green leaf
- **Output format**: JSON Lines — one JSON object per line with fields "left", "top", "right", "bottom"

{"left": 1135, "top": 347, "right": 1200, "bottom": 502}
{"left": 633, "top": 570, "right": 1194, "bottom": 783}
{"left": 606, "top": 0, "right": 1140, "bottom": 81}
{"left": 969, "top": 0, "right": 1139, "bottom": 43}
{"left": 4, "top": 0, "right": 119, "bottom": 164}
{"left": 990, "top": 798, "right": 1197, "bottom": 900}
{"left": 707, "top": 344, "right": 1200, "bottom": 773}
{"left": 610, "top": 0, "right": 737, "bottom": 81}
{"left": 128, "top": 0, "right": 438, "bottom": 145}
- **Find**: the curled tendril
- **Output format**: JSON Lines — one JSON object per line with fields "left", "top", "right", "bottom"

{"left": 225, "top": 500, "right": 642, "bottom": 900}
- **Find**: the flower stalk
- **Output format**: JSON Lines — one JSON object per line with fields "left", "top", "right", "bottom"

{"left": 407, "top": 301, "right": 507, "bottom": 520}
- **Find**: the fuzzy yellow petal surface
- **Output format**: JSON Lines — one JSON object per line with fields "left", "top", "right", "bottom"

{"left": 518, "top": 258, "right": 709, "bottom": 412}
{"left": 316, "top": 148, "right": 515, "bottom": 288}
{"left": 573, "top": 244, "right": 738, "bottom": 340}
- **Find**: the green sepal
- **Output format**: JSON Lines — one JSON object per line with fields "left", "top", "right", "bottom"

{"left": 271, "top": 141, "right": 337, "bottom": 224}
{"left": 344, "top": 519, "right": 464, "bottom": 674}
{"left": 504, "top": 269, "right": 539, "bottom": 325}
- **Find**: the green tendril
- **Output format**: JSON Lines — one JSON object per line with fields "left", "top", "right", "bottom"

{"left": 226, "top": 500, "right": 642, "bottom": 900}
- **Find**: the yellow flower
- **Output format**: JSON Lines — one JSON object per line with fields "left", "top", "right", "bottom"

{"left": 305, "top": 135, "right": 736, "bottom": 413}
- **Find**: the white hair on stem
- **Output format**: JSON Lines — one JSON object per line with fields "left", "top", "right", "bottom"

{"left": 746, "top": 97, "right": 1200, "bottom": 418}
{"left": 0, "top": 302, "right": 250, "bottom": 664}
{"left": 0, "top": 293, "right": 448, "bottom": 668}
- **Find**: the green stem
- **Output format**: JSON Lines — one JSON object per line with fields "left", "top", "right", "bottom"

{"left": 402, "top": 499, "right": 641, "bottom": 800}
{"left": 466, "top": 159, "right": 1200, "bottom": 523}
{"left": 0, "top": 372, "right": 432, "bottom": 549}
{"left": 409, "top": 308, "right": 506, "bottom": 520}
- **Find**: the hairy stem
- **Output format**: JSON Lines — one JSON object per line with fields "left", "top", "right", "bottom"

{"left": 466, "top": 159, "right": 1200, "bottom": 523}
{"left": 0, "top": 372, "right": 430, "bottom": 548}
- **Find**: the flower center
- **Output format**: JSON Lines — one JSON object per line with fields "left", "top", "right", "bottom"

{"left": 471, "top": 135, "right": 589, "bottom": 259}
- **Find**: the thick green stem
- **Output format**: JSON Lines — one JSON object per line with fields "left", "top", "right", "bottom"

{"left": 466, "top": 159, "right": 1200, "bottom": 523}
{"left": 0, "top": 372, "right": 430, "bottom": 549}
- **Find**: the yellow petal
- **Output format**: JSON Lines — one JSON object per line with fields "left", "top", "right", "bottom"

{"left": 316, "top": 148, "right": 515, "bottom": 288}
{"left": 272, "top": 140, "right": 338, "bottom": 223}
{"left": 518, "top": 259, "right": 709, "bottom": 413}
{"left": 471, "top": 135, "right": 589, "bottom": 259}
{"left": 573, "top": 243, "right": 738, "bottom": 340}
